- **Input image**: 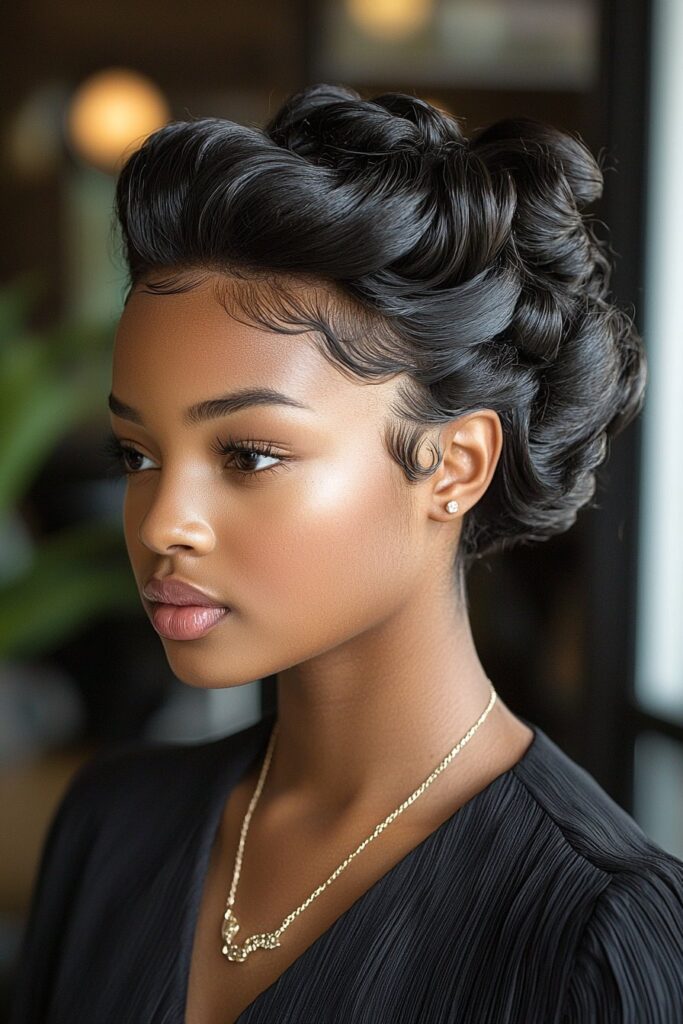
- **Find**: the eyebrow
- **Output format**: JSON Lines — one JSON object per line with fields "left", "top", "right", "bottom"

{"left": 108, "top": 387, "right": 314, "bottom": 427}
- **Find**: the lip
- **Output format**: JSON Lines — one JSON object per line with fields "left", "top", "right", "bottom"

{"left": 142, "top": 575, "right": 232, "bottom": 641}
{"left": 142, "top": 576, "right": 229, "bottom": 608}
{"left": 149, "top": 603, "right": 230, "bottom": 640}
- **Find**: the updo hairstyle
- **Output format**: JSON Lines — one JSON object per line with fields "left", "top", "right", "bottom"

{"left": 113, "top": 82, "right": 646, "bottom": 590}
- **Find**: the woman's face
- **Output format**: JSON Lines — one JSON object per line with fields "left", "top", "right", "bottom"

{"left": 109, "top": 273, "right": 431, "bottom": 689}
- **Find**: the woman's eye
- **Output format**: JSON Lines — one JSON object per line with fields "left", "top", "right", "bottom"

{"left": 209, "top": 434, "right": 289, "bottom": 481}
{"left": 100, "top": 434, "right": 156, "bottom": 476}
{"left": 99, "top": 431, "right": 289, "bottom": 482}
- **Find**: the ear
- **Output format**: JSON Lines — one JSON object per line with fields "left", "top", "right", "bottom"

{"left": 427, "top": 410, "right": 503, "bottom": 522}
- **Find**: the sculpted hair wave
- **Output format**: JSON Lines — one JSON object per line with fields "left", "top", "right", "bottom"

{"left": 113, "top": 82, "right": 647, "bottom": 588}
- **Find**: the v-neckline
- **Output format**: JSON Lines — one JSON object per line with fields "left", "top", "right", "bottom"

{"left": 180, "top": 710, "right": 543, "bottom": 1024}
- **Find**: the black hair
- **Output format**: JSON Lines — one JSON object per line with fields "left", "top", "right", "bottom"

{"left": 113, "top": 82, "right": 646, "bottom": 598}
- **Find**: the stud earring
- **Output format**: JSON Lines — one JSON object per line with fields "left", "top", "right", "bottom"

{"left": 446, "top": 500, "right": 459, "bottom": 514}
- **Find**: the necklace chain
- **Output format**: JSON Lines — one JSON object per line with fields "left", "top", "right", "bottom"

{"left": 220, "top": 680, "right": 498, "bottom": 962}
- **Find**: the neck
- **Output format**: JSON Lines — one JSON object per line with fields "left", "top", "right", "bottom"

{"left": 261, "top": 594, "right": 513, "bottom": 821}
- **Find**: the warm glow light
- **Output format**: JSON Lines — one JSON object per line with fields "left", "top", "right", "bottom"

{"left": 65, "top": 68, "right": 170, "bottom": 174}
{"left": 346, "top": 0, "right": 434, "bottom": 40}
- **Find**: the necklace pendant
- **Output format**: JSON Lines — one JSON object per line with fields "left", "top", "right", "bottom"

{"left": 222, "top": 942, "right": 251, "bottom": 962}
{"left": 221, "top": 908, "right": 282, "bottom": 962}
{"left": 221, "top": 907, "right": 241, "bottom": 945}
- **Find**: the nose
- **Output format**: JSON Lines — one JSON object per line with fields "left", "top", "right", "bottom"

{"left": 135, "top": 479, "right": 216, "bottom": 555}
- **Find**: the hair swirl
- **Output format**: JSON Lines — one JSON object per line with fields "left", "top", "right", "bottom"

{"left": 113, "top": 82, "right": 646, "bottom": 588}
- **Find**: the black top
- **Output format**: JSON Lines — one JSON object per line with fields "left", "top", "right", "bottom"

{"left": 8, "top": 712, "right": 683, "bottom": 1023}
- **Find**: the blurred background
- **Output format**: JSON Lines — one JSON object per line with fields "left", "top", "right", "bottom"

{"left": 0, "top": 0, "right": 681, "bottom": 1015}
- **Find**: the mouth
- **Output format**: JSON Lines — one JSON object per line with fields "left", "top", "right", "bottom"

{"left": 148, "top": 602, "right": 231, "bottom": 641}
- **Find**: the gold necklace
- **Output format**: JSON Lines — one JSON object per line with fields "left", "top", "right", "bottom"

{"left": 220, "top": 681, "right": 498, "bottom": 962}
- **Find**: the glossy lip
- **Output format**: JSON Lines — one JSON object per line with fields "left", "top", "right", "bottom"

{"left": 149, "top": 602, "right": 230, "bottom": 640}
{"left": 142, "top": 575, "right": 230, "bottom": 608}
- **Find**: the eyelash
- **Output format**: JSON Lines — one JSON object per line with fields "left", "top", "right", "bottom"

{"left": 100, "top": 431, "right": 290, "bottom": 482}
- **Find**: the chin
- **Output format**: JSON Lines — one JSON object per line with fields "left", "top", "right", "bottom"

{"left": 157, "top": 641, "right": 263, "bottom": 691}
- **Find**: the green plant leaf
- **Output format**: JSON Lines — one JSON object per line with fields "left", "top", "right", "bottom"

{"left": 0, "top": 522, "right": 140, "bottom": 658}
{"left": 0, "top": 275, "right": 137, "bottom": 659}
{"left": 0, "top": 348, "right": 113, "bottom": 514}
{"left": 0, "top": 273, "right": 45, "bottom": 345}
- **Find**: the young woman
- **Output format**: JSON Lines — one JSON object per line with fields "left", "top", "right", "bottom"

{"left": 10, "top": 83, "right": 683, "bottom": 1024}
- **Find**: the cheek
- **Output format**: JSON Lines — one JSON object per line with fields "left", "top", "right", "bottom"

{"left": 225, "top": 452, "right": 415, "bottom": 635}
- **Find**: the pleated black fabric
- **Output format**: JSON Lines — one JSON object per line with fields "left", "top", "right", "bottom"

{"left": 8, "top": 711, "right": 683, "bottom": 1023}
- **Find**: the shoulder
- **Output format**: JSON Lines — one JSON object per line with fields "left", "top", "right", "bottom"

{"left": 512, "top": 721, "right": 683, "bottom": 877}
{"left": 563, "top": 867, "right": 683, "bottom": 1022}
{"left": 8, "top": 716, "right": 273, "bottom": 1022}
{"left": 43, "top": 711, "right": 274, "bottom": 848}
{"left": 511, "top": 722, "right": 683, "bottom": 1021}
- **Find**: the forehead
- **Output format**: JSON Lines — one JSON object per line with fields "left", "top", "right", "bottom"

{"left": 112, "top": 273, "right": 389, "bottom": 421}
